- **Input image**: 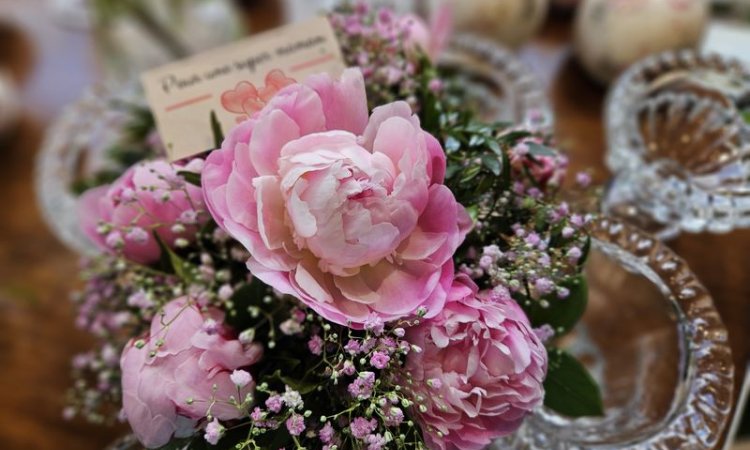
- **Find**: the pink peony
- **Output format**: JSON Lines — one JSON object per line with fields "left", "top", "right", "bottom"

{"left": 78, "top": 159, "right": 207, "bottom": 265}
{"left": 120, "top": 297, "right": 262, "bottom": 448}
{"left": 202, "top": 68, "right": 471, "bottom": 326}
{"left": 405, "top": 276, "right": 547, "bottom": 450}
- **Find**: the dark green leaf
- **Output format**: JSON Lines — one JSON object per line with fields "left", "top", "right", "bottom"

{"left": 523, "top": 275, "right": 587, "bottom": 336}
{"left": 468, "top": 134, "right": 483, "bottom": 147}
{"left": 154, "top": 437, "right": 192, "bottom": 450}
{"left": 544, "top": 348, "right": 604, "bottom": 417}
{"left": 578, "top": 236, "right": 592, "bottom": 268}
{"left": 224, "top": 280, "right": 271, "bottom": 330}
{"left": 487, "top": 139, "right": 502, "bottom": 156}
{"left": 178, "top": 170, "right": 201, "bottom": 187}
{"left": 527, "top": 142, "right": 557, "bottom": 157}
{"left": 476, "top": 174, "right": 495, "bottom": 194}
{"left": 267, "top": 369, "right": 319, "bottom": 394}
{"left": 459, "top": 165, "right": 481, "bottom": 183}
{"left": 497, "top": 130, "right": 532, "bottom": 144}
{"left": 465, "top": 204, "right": 479, "bottom": 223}
{"left": 445, "top": 163, "right": 461, "bottom": 180}
{"left": 210, "top": 110, "right": 224, "bottom": 149}
{"left": 444, "top": 135, "right": 461, "bottom": 153}
{"left": 481, "top": 154, "right": 502, "bottom": 176}
{"left": 153, "top": 233, "right": 196, "bottom": 282}
{"left": 500, "top": 145, "right": 511, "bottom": 190}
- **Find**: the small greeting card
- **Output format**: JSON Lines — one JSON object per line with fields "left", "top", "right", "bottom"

{"left": 141, "top": 17, "right": 345, "bottom": 161}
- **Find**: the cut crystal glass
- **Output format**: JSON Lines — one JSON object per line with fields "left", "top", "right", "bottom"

{"left": 34, "top": 83, "right": 147, "bottom": 255}
{"left": 438, "top": 34, "right": 553, "bottom": 132}
{"left": 498, "top": 217, "right": 734, "bottom": 449}
{"left": 604, "top": 50, "right": 750, "bottom": 239}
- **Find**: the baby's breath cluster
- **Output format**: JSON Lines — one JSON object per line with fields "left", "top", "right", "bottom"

{"left": 330, "top": 2, "right": 428, "bottom": 110}
{"left": 225, "top": 309, "right": 428, "bottom": 450}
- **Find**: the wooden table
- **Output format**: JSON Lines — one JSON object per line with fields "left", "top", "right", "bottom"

{"left": 1, "top": 3, "right": 748, "bottom": 449}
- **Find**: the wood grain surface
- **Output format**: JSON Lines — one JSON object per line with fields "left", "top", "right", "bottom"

{"left": 0, "top": 3, "right": 748, "bottom": 449}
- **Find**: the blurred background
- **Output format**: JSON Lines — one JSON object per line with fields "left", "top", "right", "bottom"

{"left": 1, "top": 0, "right": 750, "bottom": 449}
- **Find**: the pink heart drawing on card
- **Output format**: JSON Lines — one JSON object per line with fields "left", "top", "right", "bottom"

{"left": 258, "top": 69, "right": 296, "bottom": 102}
{"left": 221, "top": 81, "right": 259, "bottom": 114}
{"left": 221, "top": 70, "right": 297, "bottom": 119}
{"left": 241, "top": 97, "right": 267, "bottom": 116}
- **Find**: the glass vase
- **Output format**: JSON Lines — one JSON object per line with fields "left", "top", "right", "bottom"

{"left": 438, "top": 34, "right": 553, "bottom": 132}
{"left": 496, "top": 217, "right": 734, "bottom": 449}
{"left": 34, "top": 83, "right": 150, "bottom": 255}
{"left": 603, "top": 50, "right": 750, "bottom": 239}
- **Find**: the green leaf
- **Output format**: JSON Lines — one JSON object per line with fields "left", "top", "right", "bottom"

{"left": 445, "top": 163, "right": 461, "bottom": 180}
{"left": 500, "top": 145, "right": 511, "bottom": 190}
{"left": 210, "top": 110, "right": 224, "bottom": 149}
{"left": 527, "top": 142, "right": 557, "bottom": 157}
{"left": 475, "top": 174, "right": 495, "bottom": 195}
{"left": 468, "top": 134, "right": 483, "bottom": 147}
{"left": 743, "top": 109, "right": 750, "bottom": 124}
{"left": 444, "top": 135, "right": 461, "bottom": 153}
{"left": 487, "top": 139, "right": 502, "bottom": 156}
{"left": 153, "top": 233, "right": 196, "bottom": 283}
{"left": 578, "top": 236, "right": 592, "bottom": 268}
{"left": 153, "top": 435, "right": 212, "bottom": 450}
{"left": 224, "top": 280, "right": 270, "bottom": 330}
{"left": 154, "top": 437, "right": 193, "bottom": 450}
{"left": 465, "top": 204, "right": 479, "bottom": 223}
{"left": 177, "top": 170, "right": 201, "bottom": 187}
{"left": 267, "top": 369, "right": 319, "bottom": 394}
{"left": 481, "top": 154, "right": 502, "bottom": 176}
{"left": 459, "top": 165, "right": 482, "bottom": 183}
{"left": 523, "top": 275, "right": 587, "bottom": 336}
{"left": 544, "top": 348, "right": 604, "bottom": 417}
{"left": 498, "top": 130, "right": 532, "bottom": 145}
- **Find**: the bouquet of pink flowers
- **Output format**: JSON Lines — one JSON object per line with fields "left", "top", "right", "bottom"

{"left": 66, "top": 4, "right": 599, "bottom": 450}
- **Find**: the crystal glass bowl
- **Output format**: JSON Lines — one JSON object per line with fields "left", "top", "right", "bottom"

{"left": 499, "top": 217, "right": 734, "bottom": 449}
{"left": 34, "top": 84, "right": 146, "bottom": 256}
{"left": 438, "top": 34, "right": 553, "bottom": 132}
{"left": 604, "top": 50, "right": 750, "bottom": 238}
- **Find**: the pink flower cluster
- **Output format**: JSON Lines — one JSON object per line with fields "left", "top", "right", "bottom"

{"left": 109, "top": 63, "right": 552, "bottom": 449}
{"left": 406, "top": 276, "right": 547, "bottom": 450}
{"left": 79, "top": 159, "right": 206, "bottom": 265}
{"left": 202, "top": 68, "right": 471, "bottom": 327}
{"left": 509, "top": 138, "right": 569, "bottom": 191}
{"left": 120, "top": 298, "right": 262, "bottom": 448}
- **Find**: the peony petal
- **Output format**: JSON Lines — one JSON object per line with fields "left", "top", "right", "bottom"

{"left": 263, "top": 84, "right": 326, "bottom": 135}
{"left": 424, "top": 132, "right": 447, "bottom": 184}
{"left": 398, "top": 229, "right": 447, "bottom": 261}
{"left": 294, "top": 260, "right": 334, "bottom": 304}
{"left": 249, "top": 109, "right": 301, "bottom": 176}
{"left": 254, "top": 175, "right": 288, "bottom": 249}
{"left": 225, "top": 170, "right": 257, "bottom": 231}
{"left": 287, "top": 181, "right": 318, "bottom": 239}
{"left": 305, "top": 68, "right": 369, "bottom": 134}
{"left": 372, "top": 116, "right": 423, "bottom": 174}
{"left": 361, "top": 101, "right": 415, "bottom": 150}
